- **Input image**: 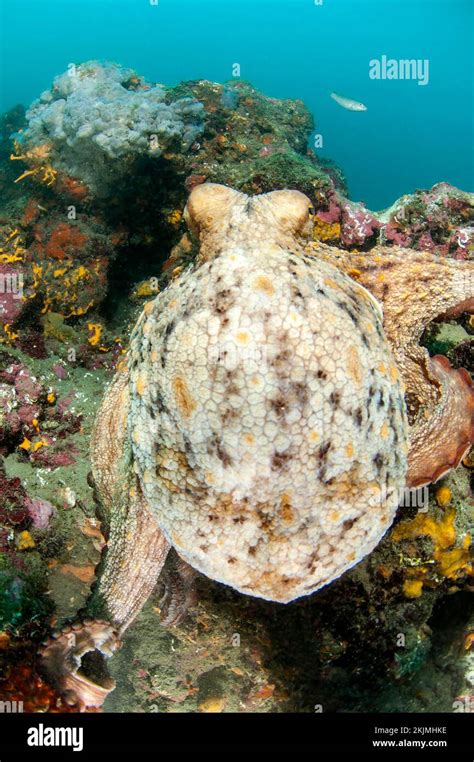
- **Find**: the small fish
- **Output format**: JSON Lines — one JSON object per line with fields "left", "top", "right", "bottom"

{"left": 330, "top": 92, "right": 367, "bottom": 111}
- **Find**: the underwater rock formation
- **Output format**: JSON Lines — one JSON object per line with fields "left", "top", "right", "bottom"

{"left": 312, "top": 183, "right": 474, "bottom": 258}
{"left": 15, "top": 61, "right": 204, "bottom": 197}
{"left": 0, "top": 210, "right": 117, "bottom": 342}
{"left": 38, "top": 183, "right": 474, "bottom": 710}
{"left": 0, "top": 351, "right": 82, "bottom": 466}
{"left": 8, "top": 66, "right": 342, "bottom": 215}
{"left": 169, "top": 78, "right": 344, "bottom": 198}
{"left": 0, "top": 462, "right": 52, "bottom": 642}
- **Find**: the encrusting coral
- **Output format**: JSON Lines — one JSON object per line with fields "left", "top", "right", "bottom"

{"left": 14, "top": 61, "right": 204, "bottom": 197}
{"left": 38, "top": 183, "right": 474, "bottom": 710}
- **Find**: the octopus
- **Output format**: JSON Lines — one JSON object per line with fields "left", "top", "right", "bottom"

{"left": 39, "top": 183, "right": 474, "bottom": 710}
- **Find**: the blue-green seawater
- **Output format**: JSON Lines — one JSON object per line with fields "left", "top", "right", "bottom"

{"left": 0, "top": 0, "right": 472, "bottom": 209}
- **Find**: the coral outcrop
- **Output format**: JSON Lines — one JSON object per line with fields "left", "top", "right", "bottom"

{"left": 15, "top": 61, "right": 204, "bottom": 197}
{"left": 312, "top": 183, "right": 474, "bottom": 258}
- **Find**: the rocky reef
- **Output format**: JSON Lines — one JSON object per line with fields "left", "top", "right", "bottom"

{"left": 0, "top": 63, "right": 472, "bottom": 713}
{"left": 312, "top": 182, "right": 473, "bottom": 258}
{"left": 15, "top": 61, "right": 204, "bottom": 198}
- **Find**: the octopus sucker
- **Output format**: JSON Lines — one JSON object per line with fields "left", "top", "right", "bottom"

{"left": 156, "top": 550, "right": 198, "bottom": 627}
{"left": 39, "top": 183, "right": 474, "bottom": 710}
{"left": 38, "top": 620, "right": 120, "bottom": 712}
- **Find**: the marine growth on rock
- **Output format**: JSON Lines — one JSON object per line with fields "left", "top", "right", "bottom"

{"left": 16, "top": 61, "right": 204, "bottom": 197}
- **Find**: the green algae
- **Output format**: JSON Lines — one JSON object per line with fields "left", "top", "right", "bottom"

{"left": 41, "top": 312, "right": 79, "bottom": 344}
{"left": 0, "top": 561, "right": 52, "bottom": 635}
{"left": 423, "top": 321, "right": 469, "bottom": 358}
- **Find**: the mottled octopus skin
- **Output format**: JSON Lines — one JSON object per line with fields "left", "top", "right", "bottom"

{"left": 39, "top": 183, "right": 474, "bottom": 710}
{"left": 128, "top": 192, "right": 408, "bottom": 602}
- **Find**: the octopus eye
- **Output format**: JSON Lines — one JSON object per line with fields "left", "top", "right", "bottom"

{"left": 263, "top": 189, "right": 314, "bottom": 234}
{"left": 308, "top": 206, "right": 316, "bottom": 215}
{"left": 184, "top": 183, "right": 243, "bottom": 236}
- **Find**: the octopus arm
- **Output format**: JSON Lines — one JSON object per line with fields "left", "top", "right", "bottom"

{"left": 405, "top": 354, "right": 474, "bottom": 486}
{"left": 40, "top": 369, "right": 171, "bottom": 710}
{"left": 312, "top": 243, "right": 474, "bottom": 487}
